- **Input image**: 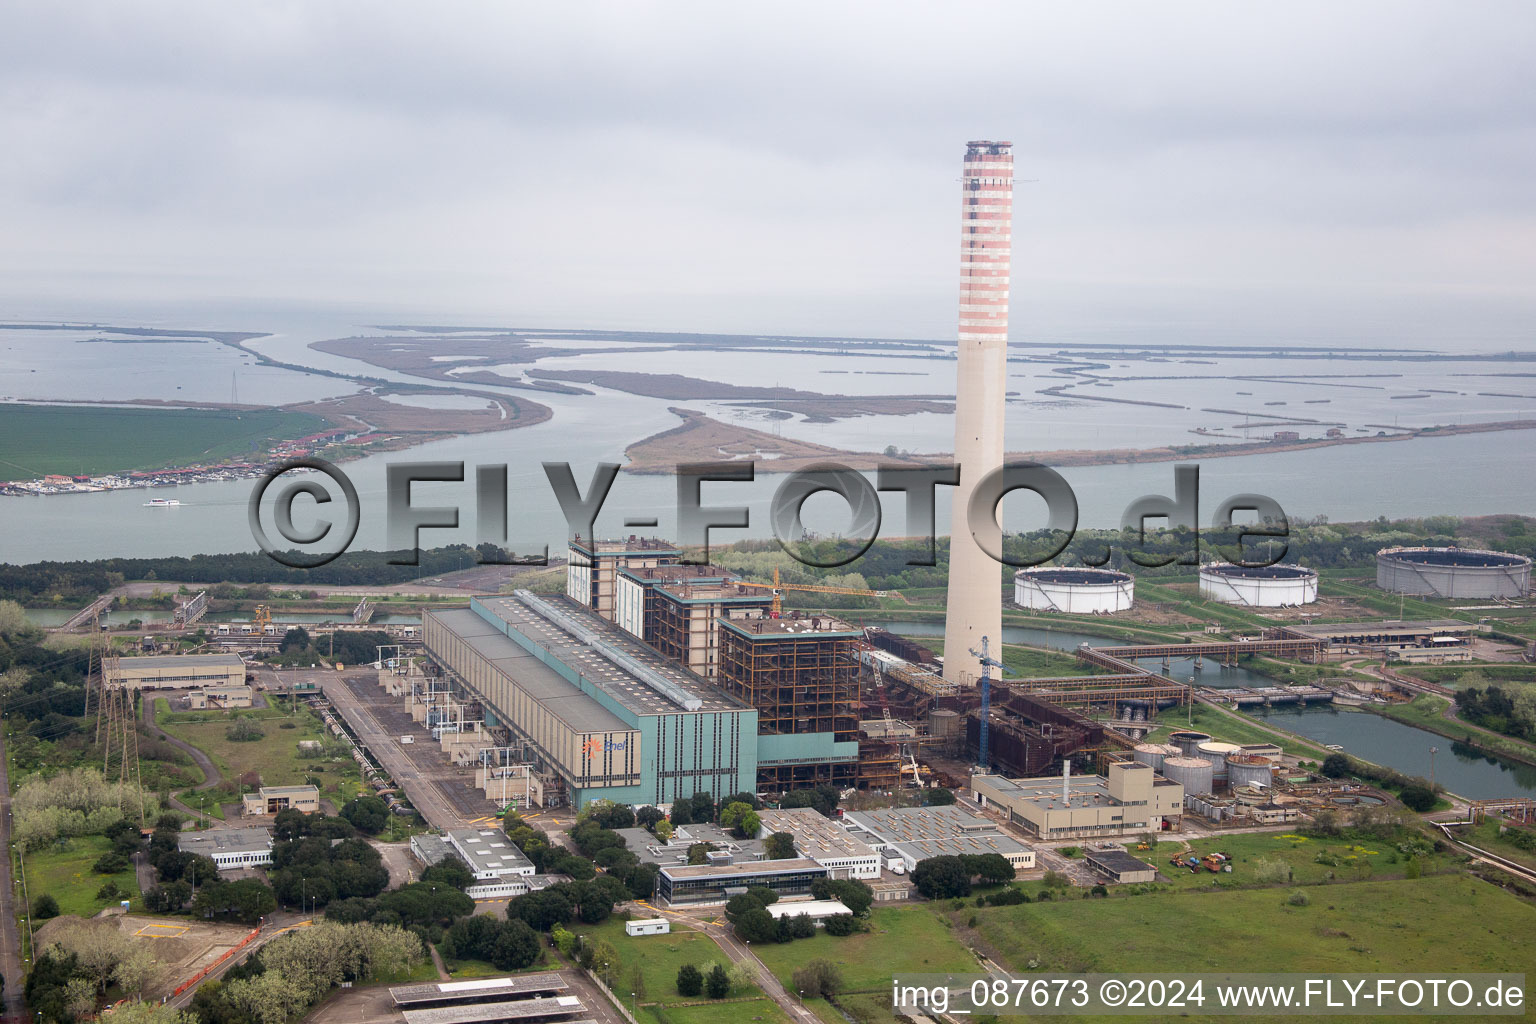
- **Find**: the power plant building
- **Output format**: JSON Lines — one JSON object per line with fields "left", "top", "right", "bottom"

{"left": 650, "top": 581, "right": 774, "bottom": 678}
{"left": 423, "top": 591, "right": 758, "bottom": 808}
{"left": 1013, "top": 568, "right": 1134, "bottom": 614}
{"left": 566, "top": 536, "right": 682, "bottom": 621}
{"left": 105, "top": 653, "right": 246, "bottom": 691}
{"left": 970, "top": 761, "right": 1184, "bottom": 839}
{"left": 614, "top": 564, "right": 739, "bottom": 644}
{"left": 1375, "top": 546, "right": 1531, "bottom": 599}
{"left": 943, "top": 140, "right": 1014, "bottom": 686}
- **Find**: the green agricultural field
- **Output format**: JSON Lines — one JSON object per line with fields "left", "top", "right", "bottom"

{"left": 970, "top": 874, "right": 1536, "bottom": 985}
{"left": 0, "top": 403, "right": 330, "bottom": 481}
{"left": 568, "top": 917, "right": 791, "bottom": 1024}
{"left": 21, "top": 834, "right": 141, "bottom": 918}
{"left": 751, "top": 904, "right": 980, "bottom": 998}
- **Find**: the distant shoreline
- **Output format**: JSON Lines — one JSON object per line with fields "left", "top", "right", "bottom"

{"left": 622, "top": 407, "right": 1536, "bottom": 475}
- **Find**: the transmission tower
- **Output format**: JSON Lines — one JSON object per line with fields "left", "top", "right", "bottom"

{"left": 96, "top": 651, "right": 146, "bottom": 826}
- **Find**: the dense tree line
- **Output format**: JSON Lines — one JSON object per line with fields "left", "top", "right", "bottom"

{"left": 0, "top": 545, "right": 506, "bottom": 604}
{"left": 440, "top": 914, "right": 542, "bottom": 970}
{"left": 1456, "top": 680, "right": 1536, "bottom": 742}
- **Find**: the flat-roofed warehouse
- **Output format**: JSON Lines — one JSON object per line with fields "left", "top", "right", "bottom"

{"left": 105, "top": 653, "right": 245, "bottom": 690}
{"left": 756, "top": 807, "right": 882, "bottom": 879}
{"left": 841, "top": 805, "right": 1036, "bottom": 871}
{"left": 971, "top": 762, "right": 1184, "bottom": 840}
{"left": 423, "top": 591, "right": 758, "bottom": 808}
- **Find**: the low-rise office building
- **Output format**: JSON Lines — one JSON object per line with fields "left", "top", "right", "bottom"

{"left": 178, "top": 828, "right": 274, "bottom": 870}
{"left": 656, "top": 857, "right": 828, "bottom": 907}
{"left": 616, "top": 823, "right": 765, "bottom": 867}
{"left": 766, "top": 899, "right": 851, "bottom": 924}
{"left": 971, "top": 762, "right": 1184, "bottom": 840}
{"left": 411, "top": 829, "right": 538, "bottom": 899}
{"left": 188, "top": 685, "right": 254, "bottom": 709}
{"left": 242, "top": 784, "right": 320, "bottom": 816}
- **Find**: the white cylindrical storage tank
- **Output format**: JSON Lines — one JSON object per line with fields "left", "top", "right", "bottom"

{"left": 1375, "top": 546, "right": 1531, "bottom": 599}
{"left": 1198, "top": 562, "right": 1318, "bottom": 607}
{"left": 1161, "top": 756, "right": 1214, "bottom": 796}
{"left": 1012, "top": 567, "right": 1135, "bottom": 614}
{"left": 1168, "top": 731, "right": 1212, "bottom": 757}
{"left": 1227, "top": 754, "right": 1275, "bottom": 791}
{"left": 1197, "top": 741, "right": 1241, "bottom": 787}
{"left": 1132, "top": 742, "right": 1178, "bottom": 772}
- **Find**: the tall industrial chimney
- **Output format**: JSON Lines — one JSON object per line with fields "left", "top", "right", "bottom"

{"left": 943, "top": 140, "right": 1013, "bottom": 686}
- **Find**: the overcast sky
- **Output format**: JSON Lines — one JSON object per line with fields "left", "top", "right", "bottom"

{"left": 3, "top": 2, "right": 1534, "bottom": 348}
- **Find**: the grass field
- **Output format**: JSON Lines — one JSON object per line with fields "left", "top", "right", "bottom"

{"left": 0, "top": 404, "right": 330, "bottom": 481}
{"left": 751, "top": 905, "right": 979, "bottom": 996}
{"left": 568, "top": 917, "right": 792, "bottom": 1024}
{"left": 22, "top": 834, "right": 141, "bottom": 918}
{"left": 155, "top": 705, "right": 361, "bottom": 806}
{"left": 1147, "top": 829, "right": 1459, "bottom": 890}
{"left": 969, "top": 874, "right": 1536, "bottom": 997}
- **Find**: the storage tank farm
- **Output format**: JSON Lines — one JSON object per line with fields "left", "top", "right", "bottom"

{"left": 1375, "top": 546, "right": 1532, "bottom": 599}
{"left": 1198, "top": 562, "right": 1318, "bottom": 607}
{"left": 1012, "top": 567, "right": 1135, "bottom": 614}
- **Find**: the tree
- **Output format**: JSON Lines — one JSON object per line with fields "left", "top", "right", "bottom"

{"left": 1321, "top": 753, "right": 1353, "bottom": 779}
{"left": 733, "top": 907, "right": 777, "bottom": 944}
{"left": 32, "top": 893, "right": 59, "bottom": 919}
{"left": 583, "top": 800, "right": 636, "bottom": 831}
{"left": 912, "top": 856, "right": 971, "bottom": 899}
{"left": 973, "top": 853, "right": 1015, "bottom": 885}
{"left": 94, "top": 851, "right": 131, "bottom": 874}
{"left": 924, "top": 787, "right": 957, "bottom": 806}
{"left": 635, "top": 805, "right": 666, "bottom": 831}
{"left": 822, "top": 913, "right": 858, "bottom": 936}
{"left": 764, "top": 831, "right": 796, "bottom": 860}
{"left": 792, "top": 959, "right": 843, "bottom": 999}
{"left": 706, "top": 963, "right": 731, "bottom": 999}
{"left": 686, "top": 842, "right": 713, "bottom": 865}
{"left": 677, "top": 964, "right": 703, "bottom": 997}
{"left": 340, "top": 796, "right": 389, "bottom": 834}
{"left": 1399, "top": 784, "right": 1437, "bottom": 812}
{"left": 421, "top": 856, "right": 476, "bottom": 891}
{"left": 491, "top": 919, "right": 541, "bottom": 971}
{"left": 652, "top": 819, "right": 674, "bottom": 842}
{"left": 280, "top": 627, "right": 311, "bottom": 653}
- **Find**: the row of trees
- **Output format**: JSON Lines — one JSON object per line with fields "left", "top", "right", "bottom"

{"left": 910, "top": 853, "right": 1017, "bottom": 899}
{"left": 1456, "top": 679, "right": 1536, "bottom": 742}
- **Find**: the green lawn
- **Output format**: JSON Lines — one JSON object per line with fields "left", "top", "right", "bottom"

{"left": 751, "top": 904, "right": 979, "bottom": 996}
{"left": 971, "top": 874, "right": 1536, "bottom": 977}
{"left": 22, "top": 834, "right": 141, "bottom": 918}
{"left": 0, "top": 404, "right": 330, "bottom": 481}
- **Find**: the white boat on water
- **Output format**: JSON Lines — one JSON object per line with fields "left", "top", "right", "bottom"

{"left": 144, "top": 498, "right": 183, "bottom": 507}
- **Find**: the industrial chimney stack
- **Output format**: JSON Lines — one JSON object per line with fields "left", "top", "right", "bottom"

{"left": 942, "top": 140, "right": 1013, "bottom": 686}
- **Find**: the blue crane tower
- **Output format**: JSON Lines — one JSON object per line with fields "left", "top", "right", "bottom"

{"left": 969, "top": 635, "right": 1006, "bottom": 773}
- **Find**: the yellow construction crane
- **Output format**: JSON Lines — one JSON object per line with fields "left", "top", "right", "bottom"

{"left": 734, "top": 567, "right": 890, "bottom": 617}
{"left": 252, "top": 604, "right": 273, "bottom": 631}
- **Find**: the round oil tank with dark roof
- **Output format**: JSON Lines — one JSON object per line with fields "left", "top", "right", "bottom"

{"left": 1375, "top": 546, "right": 1531, "bottom": 599}
{"left": 1168, "top": 731, "right": 1213, "bottom": 757}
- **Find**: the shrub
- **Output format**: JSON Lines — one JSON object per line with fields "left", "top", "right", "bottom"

{"left": 32, "top": 894, "right": 59, "bottom": 919}
{"left": 1399, "top": 785, "right": 1437, "bottom": 812}
{"left": 226, "top": 720, "right": 265, "bottom": 743}
{"left": 706, "top": 963, "right": 731, "bottom": 999}
{"left": 792, "top": 959, "right": 843, "bottom": 999}
{"left": 1288, "top": 890, "right": 1310, "bottom": 906}
{"left": 823, "top": 913, "right": 859, "bottom": 936}
{"left": 93, "top": 851, "right": 130, "bottom": 874}
{"left": 677, "top": 964, "right": 702, "bottom": 997}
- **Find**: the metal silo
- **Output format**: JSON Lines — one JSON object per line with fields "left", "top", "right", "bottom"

{"left": 1227, "top": 754, "right": 1275, "bottom": 792}
{"left": 1133, "top": 742, "right": 1178, "bottom": 771}
{"left": 1161, "top": 756, "right": 1214, "bottom": 796}
{"left": 928, "top": 708, "right": 962, "bottom": 740}
{"left": 1168, "top": 731, "right": 1212, "bottom": 757}
{"left": 1198, "top": 741, "right": 1241, "bottom": 788}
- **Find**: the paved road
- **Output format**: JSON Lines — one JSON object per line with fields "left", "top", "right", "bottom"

{"left": 320, "top": 674, "right": 472, "bottom": 831}
{"left": 0, "top": 729, "right": 27, "bottom": 1021}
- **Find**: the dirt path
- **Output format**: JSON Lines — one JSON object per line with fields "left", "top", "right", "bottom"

{"left": 142, "top": 693, "right": 225, "bottom": 817}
